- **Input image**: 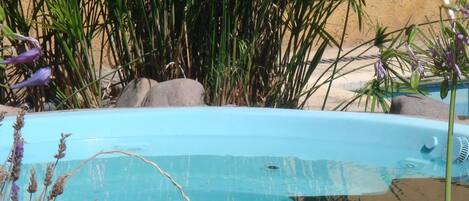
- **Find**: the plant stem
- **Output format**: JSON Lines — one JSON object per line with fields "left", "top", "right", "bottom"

{"left": 321, "top": 1, "right": 351, "bottom": 110}
{"left": 444, "top": 74, "right": 458, "bottom": 201}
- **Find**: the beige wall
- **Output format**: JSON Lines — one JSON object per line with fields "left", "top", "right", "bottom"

{"left": 327, "top": 0, "right": 442, "bottom": 45}
{"left": 18, "top": 0, "right": 443, "bottom": 47}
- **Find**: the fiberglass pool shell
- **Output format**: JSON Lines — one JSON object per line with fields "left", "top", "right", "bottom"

{"left": 0, "top": 108, "right": 468, "bottom": 201}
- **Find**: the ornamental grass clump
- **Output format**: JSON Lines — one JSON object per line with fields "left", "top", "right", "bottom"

{"left": 1, "top": 0, "right": 367, "bottom": 109}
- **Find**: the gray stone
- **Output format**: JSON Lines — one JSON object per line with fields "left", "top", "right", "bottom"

{"left": 389, "top": 94, "right": 450, "bottom": 121}
{"left": 142, "top": 78, "right": 205, "bottom": 107}
{"left": 0, "top": 105, "right": 22, "bottom": 116}
{"left": 458, "top": 115, "right": 469, "bottom": 124}
{"left": 116, "top": 78, "right": 158, "bottom": 107}
{"left": 389, "top": 94, "right": 469, "bottom": 124}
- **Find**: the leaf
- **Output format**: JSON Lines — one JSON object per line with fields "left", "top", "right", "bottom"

{"left": 406, "top": 25, "right": 417, "bottom": 44}
{"left": 440, "top": 78, "right": 449, "bottom": 99}
{"left": 456, "top": 21, "right": 469, "bottom": 36}
{"left": 381, "top": 49, "right": 395, "bottom": 60}
{"left": 1, "top": 26, "right": 14, "bottom": 38}
{"left": 0, "top": 5, "right": 4, "bottom": 21}
{"left": 443, "top": 27, "right": 454, "bottom": 38}
{"left": 410, "top": 70, "right": 420, "bottom": 89}
{"left": 465, "top": 46, "right": 469, "bottom": 62}
{"left": 374, "top": 25, "right": 390, "bottom": 48}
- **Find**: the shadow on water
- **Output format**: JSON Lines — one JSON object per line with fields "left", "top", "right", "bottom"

{"left": 291, "top": 178, "right": 469, "bottom": 201}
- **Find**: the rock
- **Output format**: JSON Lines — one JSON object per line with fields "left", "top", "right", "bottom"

{"left": 0, "top": 105, "right": 22, "bottom": 116}
{"left": 115, "top": 78, "right": 158, "bottom": 107}
{"left": 142, "top": 78, "right": 205, "bottom": 107}
{"left": 458, "top": 115, "right": 469, "bottom": 124}
{"left": 390, "top": 94, "right": 469, "bottom": 124}
{"left": 390, "top": 94, "right": 449, "bottom": 120}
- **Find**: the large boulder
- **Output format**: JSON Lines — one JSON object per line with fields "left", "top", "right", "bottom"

{"left": 115, "top": 78, "right": 158, "bottom": 107}
{"left": 390, "top": 94, "right": 450, "bottom": 121}
{"left": 142, "top": 78, "right": 205, "bottom": 107}
{"left": 389, "top": 94, "right": 469, "bottom": 124}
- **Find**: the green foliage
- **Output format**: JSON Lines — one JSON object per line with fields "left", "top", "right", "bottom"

{"left": 0, "top": 0, "right": 106, "bottom": 110}
{"left": 341, "top": 2, "right": 469, "bottom": 200}
{"left": 406, "top": 25, "right": 418, "bottom": 44}
{"left": 106, "top": 0, "right": 366, "bottom": 108}
{"left": 0, "top": 0, "right": 366, "bottom": 109}
{"left": 0, "top": 5, "right": 5, "bottom": 22}
{"left": 440, "top": 78, "right": 449, "bottom": 99}
{"left": 410, "top": 70, "right": 420, "bottom": 89}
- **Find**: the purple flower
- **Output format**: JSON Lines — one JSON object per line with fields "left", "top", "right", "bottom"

{"left": 14, "top": 34, "right": 41, "bottom": 48}
{"left": 0, "top": 48, "right": 42, "bottom": 65}
{"left": 374, "top": 59, "right": 387, "bottom": 79}
{"left": 445, "top": 51, "right": 462, "bottom": 77}
{"left": 11, "top": 67, "right": 52, "bottom": 89}
{"left": 10, "top": 182, "right": 19, "bottom": 201}
{"left": 459, "top": 4, "right": 469, "bottom": 18}
{"left": 406, "top": 44, "right": 425, "bottom": 77}
{"left": 14, "top": 140, "right": 24, "bottom": 160}
{"left": 0, "top": 34, "right": 42, "bottom": 65}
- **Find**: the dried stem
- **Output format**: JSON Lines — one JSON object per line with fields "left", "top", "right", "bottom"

{"left": 64, "top": 150, "right": 191, "bottom": 201}
{"left": 39, "top": 163, "right": 54, "bottom": 201}
{"left": 27, "top": 168, "right": 37, "bottom": 201}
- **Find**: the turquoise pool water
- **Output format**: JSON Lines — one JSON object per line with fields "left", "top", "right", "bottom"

{"left": 0, "top": 108, "right": 468, "bottom": 200}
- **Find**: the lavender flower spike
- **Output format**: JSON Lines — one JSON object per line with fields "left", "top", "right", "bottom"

{"left": 374, "top": 59, "right": 387, "bottom": 79}
{"left": 10, "top": 182, "right": 19, "bottom": 201}
{"left": 405, "top": 44, "right": 425, "bottom": 77}
{"left": 11, "top": 67, "right": 52, "bottom": 89}
{"left": 445, "top": 51, "right": 462, "bottom": 77}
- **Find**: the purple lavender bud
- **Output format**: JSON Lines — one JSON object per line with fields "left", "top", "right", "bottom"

{"left": 454, "top": 33, "right": 469, "bottom": 53}
{"left": 10, "top": 182, "right": 19, "bottom": 201}
{"left": 454, "top": 64, "right": 462, "bottom": 77}
{"left": 445, "top": 51, "right": 453, "bottom": 67}
{"left": 431, "top": 48, "right": 444, "bottom": 69}
{"left": 374, "top": 59, "right": 387, "bottom": 79}
{"left": 406, "top": 44, "right": 425, "bottom": 77}
{"left": 11, "top": 67, "right": 52, "bottom": 89}
{"left": 0, "top": 47, "right": 42, "bottom": 65}
{"left": 14, "top": 140, "right": 24, "bottom": 160}
{"left": 15, "top": 141, "right": 24, "bottom": 155}
{"left": 461, "top": 4, "right": 469, "bottom": 18}
{"left": 445, "top": 51, "right": 462, "bottom": 77}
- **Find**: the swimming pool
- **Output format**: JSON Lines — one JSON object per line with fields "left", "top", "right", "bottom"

{"left": 0, "top": 108, "right": 468, "bottom": 201}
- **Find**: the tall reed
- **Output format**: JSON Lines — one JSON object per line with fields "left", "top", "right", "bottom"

{"left": 105, "top": 0, "right": 366, "bottom": 108}
{"left": 1, "top": 0, "right": 366, "bottom": 109}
